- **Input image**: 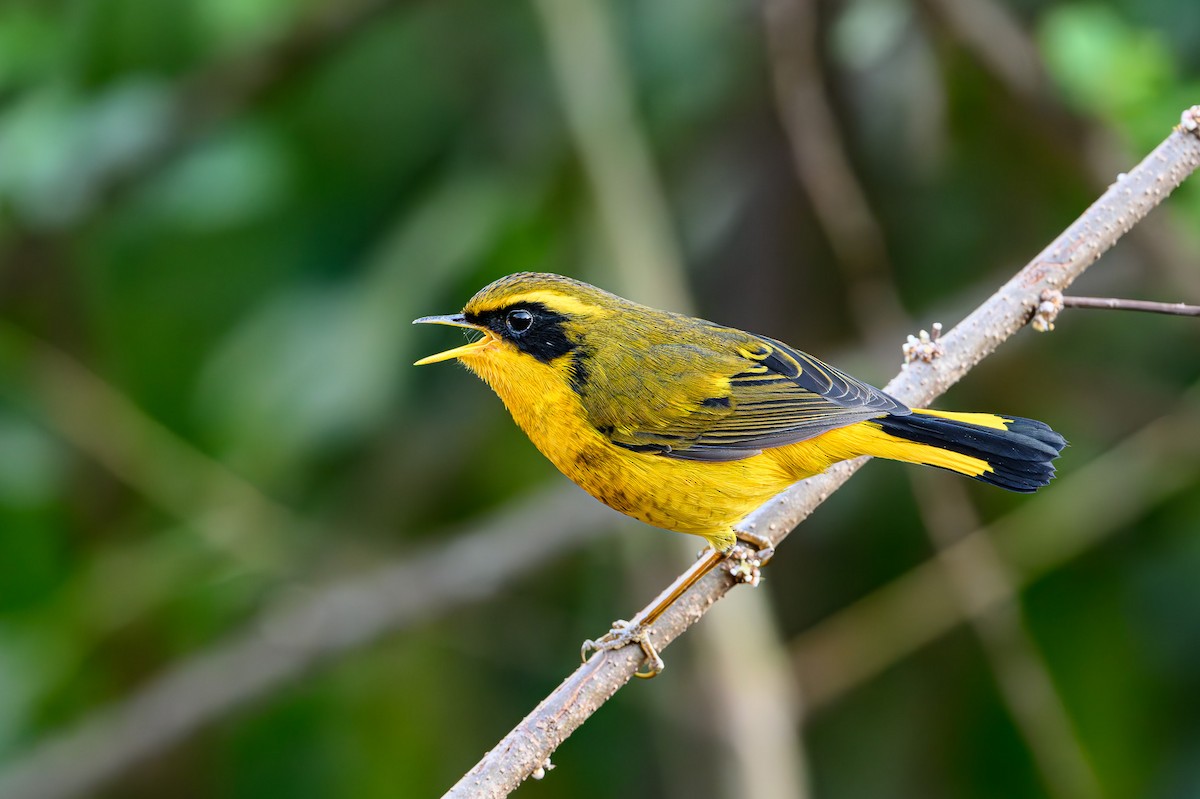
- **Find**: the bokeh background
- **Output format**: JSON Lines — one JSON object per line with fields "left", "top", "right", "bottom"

{"left": 1, "top": 0, "right": 1199, "bottom": 797}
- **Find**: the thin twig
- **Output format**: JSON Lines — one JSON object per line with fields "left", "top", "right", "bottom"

{"left": 441, "top": 118, "right": 1200, "bottom": 798}
{"left": 1063, "top": 296, "right": 1200, "bottom": 316}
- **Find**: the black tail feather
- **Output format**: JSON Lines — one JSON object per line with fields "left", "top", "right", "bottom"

{"left": 875, "top": 413, "right": 1066, "bottom": 493}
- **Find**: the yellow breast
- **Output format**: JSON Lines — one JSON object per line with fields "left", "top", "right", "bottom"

{"left": 459, "top": 341, "right": 836, "bottom": 549}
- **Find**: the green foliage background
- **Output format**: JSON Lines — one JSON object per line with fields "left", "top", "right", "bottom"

{"left": 1, "top": 0, "right": 1199, "bottom": 797}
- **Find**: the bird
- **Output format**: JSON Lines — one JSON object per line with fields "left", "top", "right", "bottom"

{"left": 414, "top": 272, "right": 1064, "bottom": 674}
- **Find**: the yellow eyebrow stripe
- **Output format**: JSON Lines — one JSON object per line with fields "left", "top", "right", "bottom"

{"left": 470, "top": 290, "right": 613, "bottom": 319}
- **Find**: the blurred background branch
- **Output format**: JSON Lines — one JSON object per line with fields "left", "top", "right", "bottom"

{"left": 915, "top": 0, "right": 1200, "bottom": 298}
{"left": 905, "top": 472, "right": 1103, "bottom": 799}
{"left": 761, "top": 0, "right": 908, "bottom": 346}
{"left": 0, "top": 486, "right": 616, "bottom": 799}
{"left": 0, "top": 321, "right": 295, "bottom": 571}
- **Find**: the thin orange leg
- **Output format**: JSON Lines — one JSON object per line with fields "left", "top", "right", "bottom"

{"left": 580, "top": 534, "right": 774, "bottom": 677}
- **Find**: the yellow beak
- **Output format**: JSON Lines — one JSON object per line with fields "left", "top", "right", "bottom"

{"left": 412, "top": 314, "right": 492, "bottom": 365}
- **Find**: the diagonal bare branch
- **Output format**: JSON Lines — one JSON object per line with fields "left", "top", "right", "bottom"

{"left": 442, "top": 115, "right": 1200, "bottom": 798}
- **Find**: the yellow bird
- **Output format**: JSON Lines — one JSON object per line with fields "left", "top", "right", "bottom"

{"left": 415, "top": 272, "right": 1064, "bottom": 672}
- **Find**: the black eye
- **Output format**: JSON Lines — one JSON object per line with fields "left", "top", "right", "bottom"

{"left": 506, "top": 308, "right": 533, "bottom": 334}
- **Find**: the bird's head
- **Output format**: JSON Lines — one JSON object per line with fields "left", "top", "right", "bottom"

{"left": 413, "top": 273, "right": 624, "bottom": 399}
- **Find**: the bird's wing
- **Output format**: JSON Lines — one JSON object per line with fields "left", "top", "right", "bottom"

{"left": 595, "top": 334, "right": 909, "bottom": 462}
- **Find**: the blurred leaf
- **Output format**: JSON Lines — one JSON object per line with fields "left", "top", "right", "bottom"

{"left": 0, "top": 80, "right": 172, "bottom": 228}
{"left": 131, "top": 121, "right": 295, "bottom": 230}
{"left": 0, "top": 7, "right": 63, "bottom": 91}
{"left": 0, "top": 410, "right": 66, "bottom": 507}
{"left": 196, "top": 0, "right": 314, "bottom": 54}
{"left": 831, "top": 0, "right": 913, "bottom": 71}
{"left": 1039, "top": 4, "right": 1174, "bottom": 120}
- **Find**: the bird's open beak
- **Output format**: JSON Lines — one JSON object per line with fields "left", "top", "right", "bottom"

{"left": 412, "top": 314, "right": 492, "bottom": 365}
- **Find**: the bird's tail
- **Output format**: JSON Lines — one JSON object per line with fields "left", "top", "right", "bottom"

{"left": 862, "top": 409, "right": 1066, "bottom": 492}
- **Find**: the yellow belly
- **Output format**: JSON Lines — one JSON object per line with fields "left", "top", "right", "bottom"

{"left": 563, "top": 439, "right": 799, "bottom": 541}
{"left": 481, "top": 369, "right": 839, "bottom": 549}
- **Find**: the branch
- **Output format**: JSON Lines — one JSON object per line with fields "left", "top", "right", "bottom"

{"left": 529, "top": 0, "right": 691, "bottom": 309}
{"left": 1032, "top": 290, "right": 1200, "bottom": 330}
{"left": 1063, "top": 296, "right": 1200, "bottom": 316}
{"left": 442, "top": 114, "right": 1200, "bottom": 798}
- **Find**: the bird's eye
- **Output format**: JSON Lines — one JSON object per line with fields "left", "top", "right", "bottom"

{"left": 505, "top": 308, "right": 534, "bottom": 335}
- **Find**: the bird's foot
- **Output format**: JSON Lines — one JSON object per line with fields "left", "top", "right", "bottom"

{"left": 723, "top": 530, "right": 775, "bottom": 587}
{"left": 581, "top": 619, "right": 665, "bottom": 678}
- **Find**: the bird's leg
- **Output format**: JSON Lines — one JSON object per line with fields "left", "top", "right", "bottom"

{"left": 638, "top": 547, "right": 727, "bottom": 627}
{"left": 580, "top": 619, "right": 664, "bottom": 678}
{"left": 581, "top": 548, "right": 725, "bottom": 678}
{"left": 581, "top": 531, "right": 778, "bottom": 678}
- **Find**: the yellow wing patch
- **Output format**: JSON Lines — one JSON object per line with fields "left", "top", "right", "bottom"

{"left": 912, "top": 408, "right": 1013, "bottom": 431}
